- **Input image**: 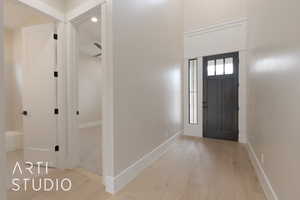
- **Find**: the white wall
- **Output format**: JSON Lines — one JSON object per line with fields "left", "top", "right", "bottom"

{"left": 185, "top": 19, "right": 247, "bottom": 58}
{"left": 184, "top": 0, "right": 247, "bottom": 32}
{"left": 4, "top": 30, "right": 23, "bottom": 132}
{"left": 111, "top": 0, "right": 183, "bottom": 176}
{"left": 247, "top": 0, "right": 300, "bottom": 199}
{"left": 184, "top": 19, "right": 248, "bottom": 142}
{"left": 78, "top": 53, "right": 102, "bottom": 125}
{"left": 4, "top": 30, "right": 14, "bottom": 131}
{"left": 77, "top": 11, "right": 102, "bottom": 125}
{"left": 0, "top": 1, "right": 8, "bottom": 199}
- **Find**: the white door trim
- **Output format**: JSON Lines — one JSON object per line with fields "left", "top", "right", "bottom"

{"left": 56, "top": 21, "right": 69, "bottom": 169}
{"left": 66, "top": 2, "right": 114, "bottom": 193}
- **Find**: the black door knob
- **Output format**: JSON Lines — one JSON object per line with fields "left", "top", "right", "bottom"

{"left": 203, "top": 101, "right": 208, "bottom": 109}
{"left": 22, "top": 110, "right": 28, "bottom": 116}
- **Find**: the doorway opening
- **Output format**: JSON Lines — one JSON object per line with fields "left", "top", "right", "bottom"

{"left": 3, "top": 0, "right": 59, "bottom": 189}
{"left": 202, "top": 52, "right": 239, "bottom": 141}
{"left": 76, "top": 7, "right": 103, "bottom": 176}
{"left": 66, "top": 4, "right": 108, "bottom": 187}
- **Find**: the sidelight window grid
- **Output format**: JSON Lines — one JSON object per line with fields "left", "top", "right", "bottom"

{"left": 188, "top": 59, "right": 198, "bottom": 125}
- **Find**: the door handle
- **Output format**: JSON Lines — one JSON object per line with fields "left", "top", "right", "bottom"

{"left": 203, "top": 101, "right": 208, "bottom": 108}
{"left": 22, "top": 110, "right": 28, "bottom": 116}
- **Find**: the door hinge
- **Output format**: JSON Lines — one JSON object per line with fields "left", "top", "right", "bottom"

{"left": 54, "top": 71, "right": 58, "bottom": 78}
{"left": 54, "top": 108, "right": 59, "bottom": 115}
{"left": 55, "top": 145, "right": 59, "bottom": 152}
{"left": 53, "top": 33, "right": 58, "bottom": 40}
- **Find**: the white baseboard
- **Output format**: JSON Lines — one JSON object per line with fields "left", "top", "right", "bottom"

{"left": 239, "top": 133, "right": 247, "bottom": 143}
{"left": 246, "top": 143, "right": 279, "bottom": 200}
{"left": 183, "top": 130, "right": 247, "bottom": 144}
{"left": 104, "top": 176, "right": 114, "bottom": 194}
{"left": 183, "top": 130, "right": 203, "bottom": 138}
{"left": 5, "top": 131, "right": 23, "bottom": 152}
{"left": 104, "top": 130, "right": 183, "bottom": 194}
{"left": 79, "top": 120, "right": 102, "bottom": 129}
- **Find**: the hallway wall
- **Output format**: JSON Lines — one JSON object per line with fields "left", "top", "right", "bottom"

{"left": 247, "top": 0, "right": 300, "bottom": 199}
{"left": 184, "top": 0, "right": 246, "bottom": 32}
{"left": 77, "top": 11, "right": 102, "bottom": 126}
{"left": 78, "top": 53, "right": 102, "bottom": 125}
{"left": 0, "top": 1, "right": 8, "bottom": 199}
{"left": 4, "top": 30, "right": 23, "bottom": 132}
{"left": 111, "top": 0, "right": 183, "bottom": 176}
{"left": 4, "top": 30, "right": 14, "bottom": 131}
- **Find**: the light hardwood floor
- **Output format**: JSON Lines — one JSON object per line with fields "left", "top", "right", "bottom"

{"left": 8, "top": 136, "right": 266, "bottom": 200}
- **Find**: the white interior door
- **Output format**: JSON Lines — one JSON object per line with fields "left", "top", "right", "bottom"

{"left": 23, "top": 24, "right": 58, "bottom": 167}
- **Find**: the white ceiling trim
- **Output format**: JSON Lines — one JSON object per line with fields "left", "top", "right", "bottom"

{"left": 16, "top": 0, "right": 65, "bottom": 21}
{"left": 185, "top": 18, "right": 248, "bottom": 38}
{"left": 66, "top": 0, "right": 106, "bottom": 22}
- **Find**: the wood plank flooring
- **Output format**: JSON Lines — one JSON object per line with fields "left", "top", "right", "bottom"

{"left": 8, "top": 136, "right": 266, "bottom": 200}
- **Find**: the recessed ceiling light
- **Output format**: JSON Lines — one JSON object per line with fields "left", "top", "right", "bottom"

{"left": 91, "top": 17, "right": 98, "bottom": 23}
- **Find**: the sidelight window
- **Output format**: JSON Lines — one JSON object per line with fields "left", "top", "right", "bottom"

{"left": 188, "top": 59, "right": 198, "bottom": 124}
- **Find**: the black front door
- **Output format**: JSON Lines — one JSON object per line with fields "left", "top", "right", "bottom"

{"left": 203, "top": 52, "right": 239, "bottom": 141}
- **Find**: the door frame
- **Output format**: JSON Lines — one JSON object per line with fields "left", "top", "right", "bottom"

{"left": 65, "top": 0, "right": 114, "bottom": 193}
{"left": 184, "top": 51, "right": 247, "bottom": 143}
{"left": 202, "top": 52, "right": 239, "bottom": 141}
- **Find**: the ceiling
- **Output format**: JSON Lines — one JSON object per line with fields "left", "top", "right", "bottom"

{"left": 4, "top": 0, "right": 55, "bottom": 30}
